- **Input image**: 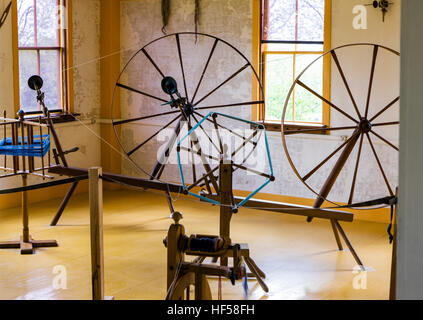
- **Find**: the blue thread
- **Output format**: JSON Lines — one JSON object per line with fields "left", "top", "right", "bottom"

{"left": 0, "top": 135, "right": 50, "bottom": 157}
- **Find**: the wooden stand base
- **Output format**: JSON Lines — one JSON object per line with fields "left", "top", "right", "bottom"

{"left": 0, "top": 236, "right": 58, "bottom": 255}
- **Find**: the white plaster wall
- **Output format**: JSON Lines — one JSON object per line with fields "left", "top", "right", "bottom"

{"left": 118, "top": 0, "right": 401, "bottom": 204}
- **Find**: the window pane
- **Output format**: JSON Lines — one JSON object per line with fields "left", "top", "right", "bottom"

{"left": 40, "top": 50, "right": 61, "bottom": 109}
{"left": 36, "top": 0, "right": 59, "bottom": 47}
{"left": 264, "top": 0, "right": 324, "bottom": 42}
{"left": 18, "top": 0, "right": 35, "bottom": 47}
{"left": 264, "top": 0, "right": 296, "bottom": 41}
{"left": 264, "top": 54, "right": 294, "bottom": 121}
{"left": 19, "top": 50, "right": 39, "bottom": 112}
{"left": 298, "top": 0, "right": 325, "bottom": 42}
{"left": 294, "top": 54, "right": 323, "bottom": 122}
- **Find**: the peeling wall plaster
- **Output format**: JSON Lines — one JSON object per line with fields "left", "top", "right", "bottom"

{"left": 118, "top": 0, "right": 401, "bottom": 204}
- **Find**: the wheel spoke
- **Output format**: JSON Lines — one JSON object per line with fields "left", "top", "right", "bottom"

{"left": 189, "top": 118, "right": 197, "bottom": 184}
{"left": 142, "top": 48, "right": 165, "bottom": 78}
{"left": 193, "top": 63, "right": 250, "bottom": 106}
{"left": 331, "top": 51, "right": 362, "bottom": 118}
{"left": 297, "top": 80, "right": 358, "bottom": 124}
{"left": 212, "top": 115, "right": 224, "bottom": 153}
{"left": 113, "top": 109, "right": 180, "bottom": 126}
{"left": 371, "top": 121, "right": 399, "bottom": 127}
{"left": 191, "top": 39, "right": 219, "bottom": 104}
{"left": 191, "top": 113, "right": 221, "bottom": 153}
{"left": 175, "top": 34, "right": 189, "bottom": 101}
{"left": 231, "top": 130, "right": 258, "bottom": 158}
{"left": 233, "top": 129, "right": 263, "bottom": 175}
{"left": 369, "top": 96, "right": 400, "bottom": 122}
{"left": 187, "top": 166, "right": 219, "bottom": 191}
{"left": 179, "top": 146, "right": 220, "bottom": 162}
{"left": 369, "top": 130, "right": 399, "bottom": 151}
{"left": 348, "top": 133, "right": 364, "bottom": 205}
{"left": 366, "top": 133, "right": 394, "bottom": 196}
{"left": 232, "top": 163, "right": 272, "bottom": 179}
{"left": 284, "top": 125, "right": 357, "bottom": 136}
{"left": 116, "top": 83, "right": 168, "bottom": 103}
{"left": 365, "top": 45, "right": 379, "bottom": 118}
{"left": 302, "top": 133, "right": 357, "bottom": 182}
{"left": 127, "top": 115, "right": 181, "bottom": 156}
{"left": 196, "top": 100, "right": 265, "bottom": 111}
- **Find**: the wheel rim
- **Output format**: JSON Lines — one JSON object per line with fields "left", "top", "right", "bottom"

{"left": 281, "top": 43, "right": 400, "bottom": 207}
{"left": 111, "top": 32, "right": 264, "bottom": 185}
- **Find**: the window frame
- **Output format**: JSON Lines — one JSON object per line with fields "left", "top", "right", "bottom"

{"left": 253, "top": 0, "right": 331, "bottom": 132}
{"left": 12, "top": 0, "right": 74, "bottom": 118}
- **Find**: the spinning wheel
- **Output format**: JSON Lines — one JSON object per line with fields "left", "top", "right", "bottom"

{"left": 111, "top": 32, "right": 264, "bottom": 186}
{"left": 282, "top": 44, "right": 399, "bottom": 209}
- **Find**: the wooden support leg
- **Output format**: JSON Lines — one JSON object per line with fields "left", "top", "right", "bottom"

{"left": 50, "top": 181, "right": 79, "bottom": 226}
{"left": 331, "top": 219, "right": 344, "bottom": 251}
{"left": 0, "top": 174, "right": 58, "bottom": 255}
{"left": 244, "top": 257, "right": 269, "bottom": 293}
{"left": 89, "top": 167, "right": 105, "bottom": 300}
{"left": 244, "top": 256, "right": 266, "bottom": 279}
{"left": 333, "top": 220, "right": 365, "bottom": 270}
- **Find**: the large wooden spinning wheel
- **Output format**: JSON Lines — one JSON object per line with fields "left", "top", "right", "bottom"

{"left": 111, "top": 32, "right": 264, "bottom": 185}
{"left": 282, "top": 44, "right": 400, "bottom": 208}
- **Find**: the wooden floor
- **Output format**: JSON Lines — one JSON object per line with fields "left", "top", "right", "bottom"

{"left": 0, "top": 189, "right": 393, "bottom": 300}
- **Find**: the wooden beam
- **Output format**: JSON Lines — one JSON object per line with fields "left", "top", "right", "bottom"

{"left": 202, "top": 194, "right": 354, "bottom": 222}
{"left": 49, "top": 165, "right": 183, "bottom": 193}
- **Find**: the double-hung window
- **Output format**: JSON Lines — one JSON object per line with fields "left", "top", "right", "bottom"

{"left": 260, "top": 0, "right": 331, "bottom": 128}
{"left": 17, "top": 0, "right": 70, "bottom": 114}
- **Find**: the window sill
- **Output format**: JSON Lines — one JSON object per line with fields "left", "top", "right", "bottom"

{"left": 25, "top": 112, "right": 80, "bottom": 124}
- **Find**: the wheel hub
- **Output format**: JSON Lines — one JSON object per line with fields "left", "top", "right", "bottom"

{"left": 359, "top": 118, "right": 372, "bottom": 133}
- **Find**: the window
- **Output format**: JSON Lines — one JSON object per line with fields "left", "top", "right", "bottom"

{"left": 16, "top": 0, "right": 70, "bottom": 114}
{"left": 259, "top": 0, "right": 330, "bottom": 127}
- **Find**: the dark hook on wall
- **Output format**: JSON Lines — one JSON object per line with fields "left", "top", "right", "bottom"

{"left": 366, "top": 0, "right": 394, "bottom": 22}
{"left": 0, "top": 1, "right": 12, "bottom": 30}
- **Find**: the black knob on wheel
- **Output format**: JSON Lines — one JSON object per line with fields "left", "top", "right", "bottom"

{"left": 161, "top": 76, "right": 178, "bottom": 95}
{"left": 28, "top": 75, "right": 43, "bottom": 91}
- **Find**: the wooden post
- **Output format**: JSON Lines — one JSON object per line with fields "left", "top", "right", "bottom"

{"left": 219, "top": 160, "right": 233, "bottom": 267}
{"left": 21, "top": 174, "right": 29, "bottom": 243}
{"left": 89, "top": 167, "right": 104, "bottom": 300}
{"left": 389, "top": 188, "right": 398, "bottom": 300}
